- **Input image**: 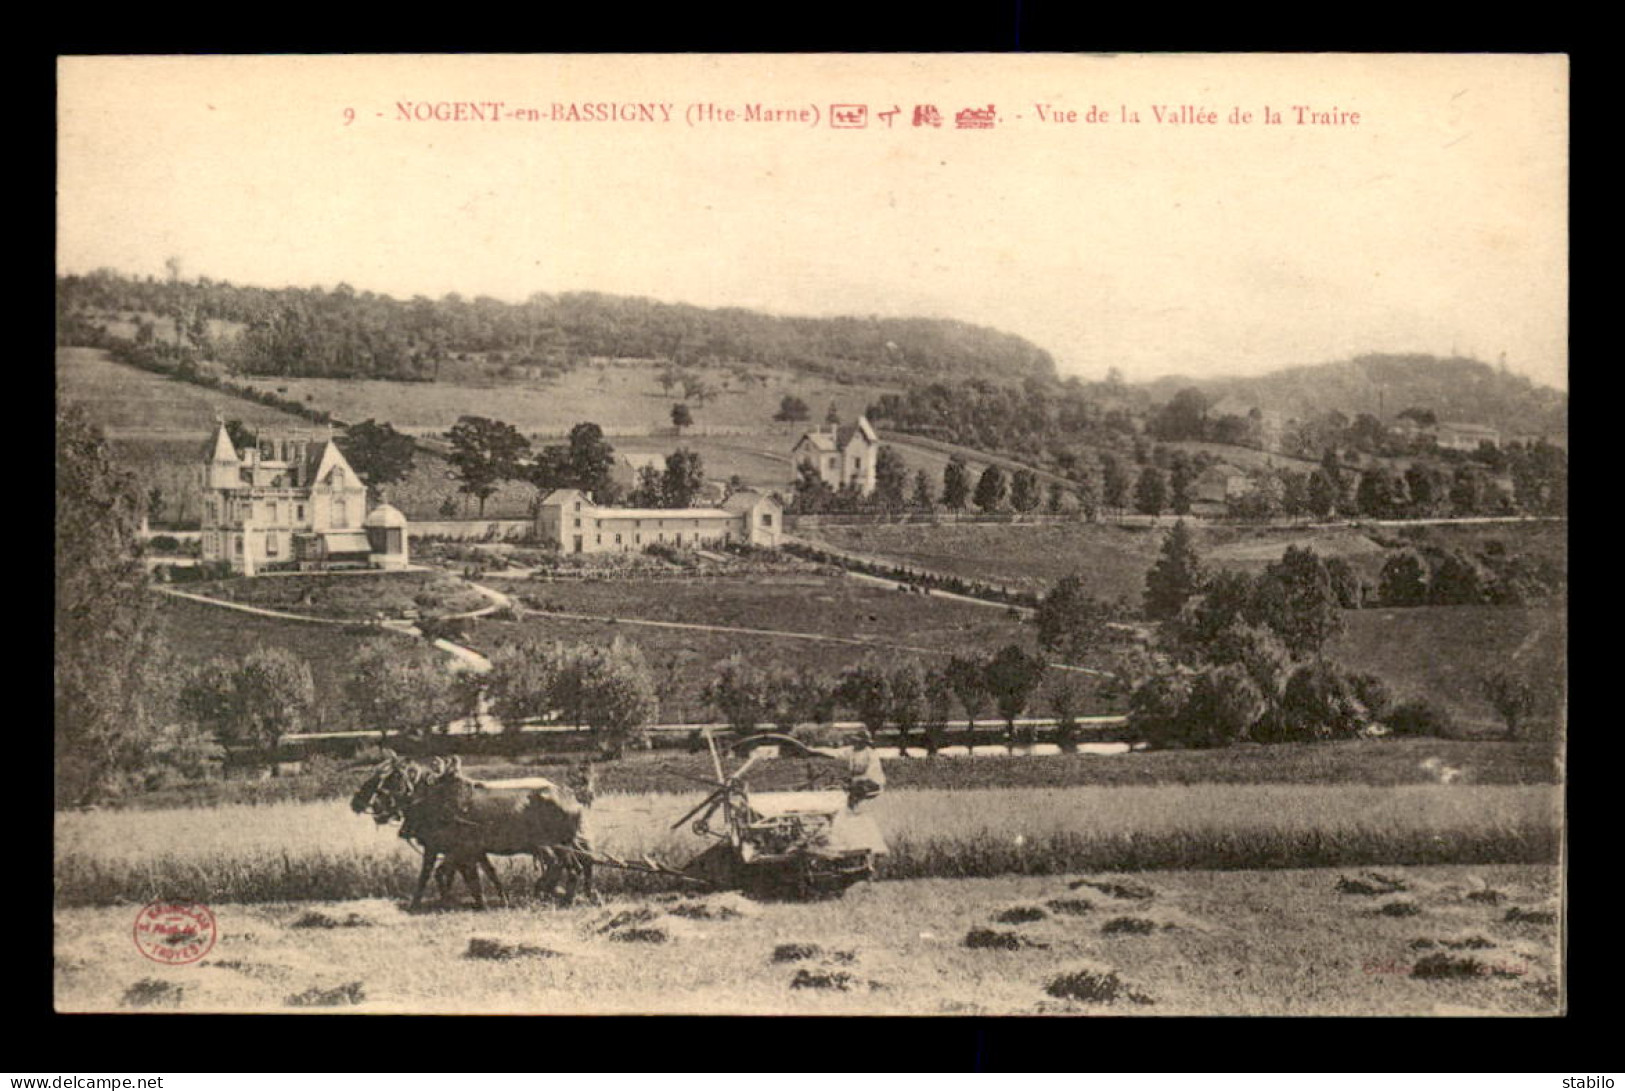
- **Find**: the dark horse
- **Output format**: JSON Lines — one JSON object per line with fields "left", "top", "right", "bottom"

{"left": 351, "top": 753, "right": 595, "bottom": 910}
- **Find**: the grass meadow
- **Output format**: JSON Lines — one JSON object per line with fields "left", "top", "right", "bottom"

{"left": 57, "top": 347, "right": 308, "bottom": 438}
{"left": 54, "top": 782, "right": 1560, "bottom": 909}
{"left": 229, "top": 359, "right": 893, "bottom": 440}
{"left": 1329, "top": 606, "right": 1566, "bottom": 734}
{"left": 801, "top": 519, "right": 1405, "bottom": 598}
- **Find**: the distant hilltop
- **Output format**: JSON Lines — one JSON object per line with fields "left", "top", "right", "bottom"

{"left": 1139, "top": 354, "right": 1567, "bottom": 439}
{"left": 55, "top": 270, "right": 1057, "bottom": 387}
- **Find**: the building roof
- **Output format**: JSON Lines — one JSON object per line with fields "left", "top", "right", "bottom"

{"left": 208, "top": 422, "right": 240, "bottom": 464}
{"left": 837, "top": 417, "right": 879, "bottom": 447}
{"left": 721, "top": 488, "right": 779, "bottom": 513}
{"left": 539, "top": 489, "right": 740, "bottom": 521}
{"left": 303, "top": 440, "right": 358, "bottom": 486}
{"left": 795, "top": 415, "right": 878, "bottom": 454}
{"left": 322, "top": 531, "right": 373, "bottom": 553}
{"left": 364, "top": 503, "right": 408, "bottom": 528}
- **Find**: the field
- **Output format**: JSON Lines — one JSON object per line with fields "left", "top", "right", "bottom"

{"left": 53, "top": 776, "right": 1560, "bottom": 1017}
{"left": 469, "top": 571, "right": 1076, "bottom": 717}
{"left": 802, "top": 520, "right": 1181, "bottom": 598}
{"left": 229, "top": 359, "right": 895, "bottom": 439}
{"left": 801, "top": 520, "right": 1412, "bottom": 598}
{"left": 53, "top": 865, "right": 1561, "bottom": 1015}
{"left": 1330, "top": 606, "right": 1566, "bottom": 734}
{"left": 181, "top": 571, "right": 490, "bottom": 622}
{"left": 54, "top": 781, "right": 1560, "bottom": 909}
{"left": 56, "top": 347, "right": 310, "bottom": 439}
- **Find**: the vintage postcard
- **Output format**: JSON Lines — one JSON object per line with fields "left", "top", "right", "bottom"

{"left": 55, "top": 53, "right": 1566, "bottom": 1015}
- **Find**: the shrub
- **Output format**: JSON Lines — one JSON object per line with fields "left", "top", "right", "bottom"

{"left": 1386, "top": 698, "right": 1455, "bottom": 738}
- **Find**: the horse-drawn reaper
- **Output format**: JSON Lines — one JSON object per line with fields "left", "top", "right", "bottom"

{"left": 350, "top": 752, "right": 597, "bottom": 910}
{"left": 352, "top": 731, "right": 886, "bottom": 908}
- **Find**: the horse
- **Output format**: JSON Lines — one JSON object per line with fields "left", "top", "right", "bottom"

{"left": 351, "top": 753, "right": 595, "bottom": 910}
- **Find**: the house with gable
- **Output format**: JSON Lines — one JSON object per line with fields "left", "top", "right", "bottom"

{"left": 791, "top": 415, "right": 879, "bottom": 495}
{"left": 199, "top": 420, "right": 408, "bottom": 574}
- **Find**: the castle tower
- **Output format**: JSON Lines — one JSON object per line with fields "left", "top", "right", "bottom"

{"left": 206, "top": 421, "right": 242, "bottom": 490}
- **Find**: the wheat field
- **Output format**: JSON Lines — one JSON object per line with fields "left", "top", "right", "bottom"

{"left": 55, "top": 784, "right": 1560, "bottom": 908}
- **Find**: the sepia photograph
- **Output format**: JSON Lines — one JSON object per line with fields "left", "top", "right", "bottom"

{"left": 54, "top": 53, "right": 1567, "bottom": 1016}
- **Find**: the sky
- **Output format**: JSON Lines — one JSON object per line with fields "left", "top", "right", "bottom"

{"left": 57, "top": 54, "right": 1569, "bottom": 390}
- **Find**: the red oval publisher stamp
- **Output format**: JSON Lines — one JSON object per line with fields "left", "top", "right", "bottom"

{"left": 133, "top": 900, "right": 217, "bottom": 965}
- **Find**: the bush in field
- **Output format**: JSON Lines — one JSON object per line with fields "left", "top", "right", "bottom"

{"left": 1385, "top": 697, "right": 1456, "bottom": 738}
{"left": 484, "top": 638, "right": 560, "bottom": 732}
{"left": 345, "top": 638, "right": 463, "bottom": 737}
{"left": 1183, "top": 665, "right": 1268, "bottom": 748}
{"left": 1279, "top": 660, "right": 1370, "bottom": 741}
{"left": 572, "top": 638, "right": 658, "bottom": 759}
{"left": 179, "top": 648, "right": 317, "bottom": 759}
{"left": 1380, "top": 551, "right": 1430, "bottom": 606}
{"left": 1429, "top": 549, "right": 1489, "bottom": 606}
{"left": 1481, "top": 670, "right": 1541, "bottom": 741}
{"left": 1347, "top": 672, "right": 1393, "bottom": 725}
{"left": 1128, "top": 668, "right": 1195, "bottom": 749}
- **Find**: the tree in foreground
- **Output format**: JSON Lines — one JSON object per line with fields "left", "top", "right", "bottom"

{"left": 231, "top": 649, "right": 317, "bottom": 759}
{"left": 1252, "top": 546, "right": 1345, "bottom": 659}
{"left": 56, "top": 405, "right": 169, "bottom": 805}
{"left": 485, "top": 638, "right": 561, "bottom": 732}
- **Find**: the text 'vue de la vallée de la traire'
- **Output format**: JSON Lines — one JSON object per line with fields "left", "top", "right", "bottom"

{"left": 381, "top": 101, "right": 1363, "bottom": 129}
